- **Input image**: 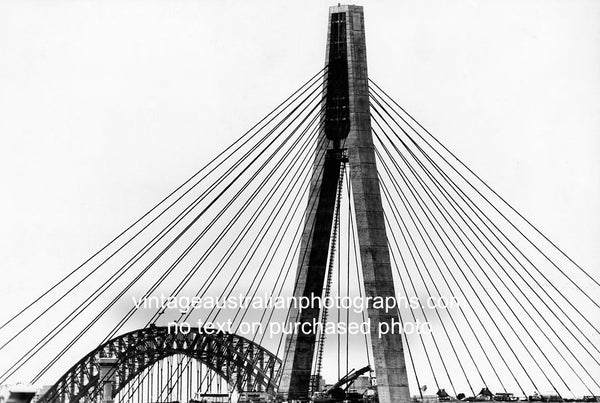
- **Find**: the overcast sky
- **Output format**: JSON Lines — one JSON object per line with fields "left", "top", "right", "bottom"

{"left": 0, "top": 0, "right": 598, "bottom": 395}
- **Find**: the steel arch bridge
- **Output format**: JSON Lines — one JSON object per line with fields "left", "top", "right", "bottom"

{"left": 38, "top": 326, "right": 282, "bottom": 403}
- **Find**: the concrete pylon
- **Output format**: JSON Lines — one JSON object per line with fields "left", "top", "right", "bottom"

{"left": 279, "top": 5, "right": 410, "bottom": 403}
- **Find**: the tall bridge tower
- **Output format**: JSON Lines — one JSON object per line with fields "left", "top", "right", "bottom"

{"left": 279, "top": 5, "right": 411, "bottom": 403}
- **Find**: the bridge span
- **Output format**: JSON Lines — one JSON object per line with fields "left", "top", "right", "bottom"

{"left": 38, "top": 327, "right": 281, "bottom": 403}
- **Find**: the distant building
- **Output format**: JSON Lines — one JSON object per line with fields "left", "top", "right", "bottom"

{"left": 309, "top": 375, "right": 327, "bottom": 392}
{"left": 0, "top": 384, "right": 37, "bottom": 403}
{"left": 30, "top": 386, "right": 52, "bottom": 403}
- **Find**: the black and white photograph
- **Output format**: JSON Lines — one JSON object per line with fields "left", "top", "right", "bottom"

{"left": 0, "top": 2, "right": 598, "bottom": 403}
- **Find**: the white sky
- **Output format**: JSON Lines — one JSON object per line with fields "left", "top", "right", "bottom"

{"left": 0, "top": 0, "right": 599, "bottom": 396}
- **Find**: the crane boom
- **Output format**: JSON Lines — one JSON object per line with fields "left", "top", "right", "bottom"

{"left": 326, "top": 365, "right": 371, "bottom": 394}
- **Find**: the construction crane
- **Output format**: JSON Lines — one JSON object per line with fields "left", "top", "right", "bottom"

{"left": 311, "top": 365, "right": 371, "bottom": 403}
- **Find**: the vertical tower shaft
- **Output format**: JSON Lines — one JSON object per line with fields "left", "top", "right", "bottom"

{"left": 279, "top": 5, "right": 410, "bottom": 403}
{"left": 343, "top": 5, "right": 411, "bottom": 403}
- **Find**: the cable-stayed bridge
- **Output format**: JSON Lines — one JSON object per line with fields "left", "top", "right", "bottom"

{"left": 0, "top": 5, "right": 598, "bottom": 403}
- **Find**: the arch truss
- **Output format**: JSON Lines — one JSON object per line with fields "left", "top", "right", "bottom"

{"left": 38, "top": 326, "right": 282, "bottom": 403}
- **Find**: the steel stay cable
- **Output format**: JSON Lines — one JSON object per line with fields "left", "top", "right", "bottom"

{"left": 161, "top": 354, "right": 187, "bottom": 403}
{"left": 322, "top": 162, "right": 346, "bottom": 383}
{"left": 368, "top": 85, "right": 600, "bottom": 349}
{"left": 204, "top": 111, "right": 327, "bottom": 326}
{"left": 118, "top": 98, "right": 326, "bottom": 333}
{"left": 377, "top": 166, "right": 477, "bottom": 395}
{"left": 396, "top": 121, "right": 600, "bottom": 364}
{"left": 372, "top": 94, "right": 595, "bottom": 394}
{"left": 391, "top": 134, "right": 572, "bottom": 396}
{"left": 254, "top": 137, "right": 331, "bottom": 353}
{"left": 344, "top": 166, "right": 426, "bottom": 397}
{"left": 344, "top": 168, "right": 373, "bottom": 372}
{"left": 5, "top": 118, "right": 310, "bottom": 384}
{"left": 342, "top": 139, "right": 441, "bottom": 392}
{"left": 125, "top": 360, "right": 166, "bottom": 403}
{"left": 230, "top": 139, "right": 413, "bottom": 395}
{"left": 127, "top": 353, "right": 209, "bottom": 403}
{"left": 102, "top": 80, "right": 326, "bottom": 333}
{"left": 73, "top": 81, "right": 327, "bottom": 345}
{"left": 0, "top": 72, "right": 326, "bottom": 374}
{"left": 255, "top": 186, "right": 317, "bottom": 349}
{"left": 156, "top": 357, "right": 176, "bottom": 403}
{"left": 372, "top": 113, "right": 547, "bottom": 389}
{"left": 392, "top": 128, "right": 600, "bottom": 392}
{"left": 336, "top": 185, "right": 341, "bottom": 381}
{"left": 383, "top": 228, "right": 442, "bottom": 392}
{"left": 226, "top": 133, "right": 327, "bottom": 330}
{"left": 159, "top": 121, "right": 328, "bottom": 396}
{"left": 28, "top": 88, "right": 328, "bottom": 400}
{"left": 169, "top": 132, "right": 325, "bottom": 402}
{"left": 372, "top": 122, "right": 552, "bottom": 396}
{"left": 374, "top": 90, "right": 591, "bottom": 392}
{"left": 254, "top": 135, "right": 330, "bottom": 351}
{"left": 273, "top": 145, "right": 333, "bottom": 379}
{"left": 0, "top": 67, "right": 327, "bottom": 336}
{"left": 312, "top": 201, "right": 335, "bottom": 389}
{"left": 372, "top": 130, "right": 528, "bottom": 396}
{"left": 276, "top": 137, "right": 344, "bottom": 370}
{"left": 225, "top": 153, "right": 322, "bottom": 390}
{"left": 273, "top": 136, "right": 352, "bottom": 372}
{"left": 26, "top": 83, "right": 327, "bottom": 391}
{"left": 385, "top": 243, "right": 425, "bottom": 399}
{"left": 374, "top": 145, "right": 507, "bottom": 393}
{"left": 217, "top": 136, "right": 334, "bottom": 398}
{"left": 97, "top": 103, "right": 328, "bottom": 403}
{"left": 368, "top": 80, "right": 600, "bottom": 304}
{"left": 230, "top": 149, "right": 331, "bottom": 400}
{"left": 63, "top": 97, "right": 325, "bottom": 403}
{"left": 177, "top": 118, "right": 326, "bottom": 328}
{"left": 371, "top": 101, "right": 585, "bottom": 396}
{"left": 178, "top": 354, "right": 183, "bottom": 401}
{"left": 107, "top": 114, "right": 321, "bottom": 348}
{"left": 314, "top": 160, "right": 344, "bottom": 385}
{"left": 202, "top": 125, "right": 328, "bottom": 333}
{"left": 122, "top": 129, "right": 330, "bottom": 403}
{"left": 414, "top": 149, "right": 600, "bottom": 372}
{"left": 187, "top": 363, "right": 211, "bottom": 403}
{"left": 200, "top": 368, "right": 217, "bottom": 400}
{"left": 344, "top": 171, "right": 350, "bottom": 379}
{"left": 185, "top": 127, "right": 326, "bottom": 330}
{"left": 270, "top": 133, "right": 418, "bottom": 393}
{"left": 381, "top": 203, "right": 456, "bottom": 395}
